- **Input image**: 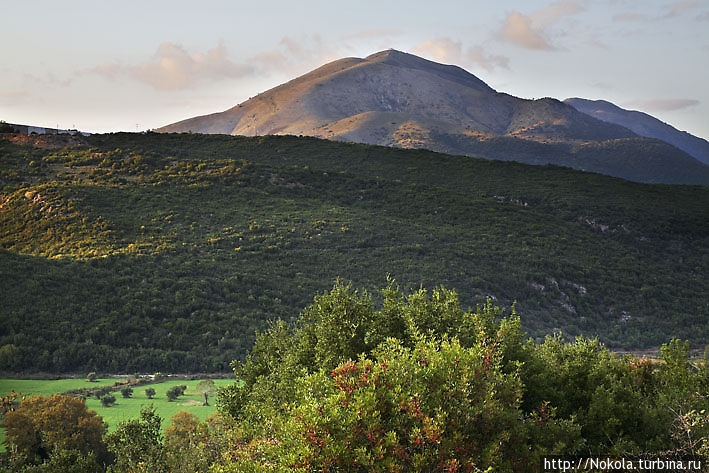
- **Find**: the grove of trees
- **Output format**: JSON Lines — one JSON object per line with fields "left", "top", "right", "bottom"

{"left": 1, "top": 282, "right": 707, "bottom": 472}
{"left": 1, "top": 132, "right": 708, "bottom": 374}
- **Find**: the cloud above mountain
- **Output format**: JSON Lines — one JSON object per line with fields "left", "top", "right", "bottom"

{"left": 93, "top": 42, "right": 253, "bottom": 90}
{"left": 497, "top": 0, "right": 585, "bottom": 50}
{"left": 412, "top": 39, "right": 509, "bottom": 71}
{"left": 498, "top": 12, "right": 555, "bottom": 50}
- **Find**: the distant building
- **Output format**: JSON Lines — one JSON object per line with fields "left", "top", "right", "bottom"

{"left": 1, "top": 122, "right": 90, "bottom": 136}
{"left": 28, "top": 126, "right": 47, "bottom": 134}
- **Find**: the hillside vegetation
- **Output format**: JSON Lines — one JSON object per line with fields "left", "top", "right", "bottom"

{"left": 2, "top": 284, "right": 707, "bottom": 472}
{"left": 0, "top": 132, "right": 707, "bottom": 373}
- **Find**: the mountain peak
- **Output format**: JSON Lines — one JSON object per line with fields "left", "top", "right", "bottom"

{"left": 361, "top": 49, "right": 495, "bottom": 92}
{"left": 156, "top": 51, "right": 709, "bottom": 184}
{"left": 157, "top": 48, "right": 633, "bottom": 147}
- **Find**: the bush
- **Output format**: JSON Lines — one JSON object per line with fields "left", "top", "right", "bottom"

{"left": 145, "top": 387, "right": 156, "bottom": 399}
{"left": 121, "top": 387, "right": 133, "bottom": 398}
{"left": 86, "top": 372, "right": 97, "bottom": 382}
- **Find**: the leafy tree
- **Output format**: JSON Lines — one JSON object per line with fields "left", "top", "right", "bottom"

{"left": 165, "top": 411, "right": 206, "bottom": 450}
{"left": 93, "top": 386, "right": 111, "bottom": 400}
{"left": 100, "top": 394, "right": 116, "bottom": 407}
{"left": 120, "top": 387, "right": 133, "bottom": 398}
{"left": 105, "top": 405, "right": 167, "bottom": 473}
{"left": 166, "top": 386, "right": 186, "bottom": 402}
{"left": 0, "top": 344, "right": 21, "bottom": 372}
{"left": 1, "top": 395, "right": 108, "bottom": 464}
{"left": 0, "top": 121, "right": 16, "bottom": 133}
{"left": 144, "top": 387, "right": 156, "bottom": 399}
{"left": 195, "top": 380, "right": 216, "bottom": 406}
{"left": 2, "top": 449, "right": 103, "bottom": 473}
{"left": 86, "top": 372, "right": 97, "bottom": 383}
{"left": 217, "top": 332, "right": 579, "bottom": 472}
{"left": 218, "top": 280, "right": 517, "bottom": 421}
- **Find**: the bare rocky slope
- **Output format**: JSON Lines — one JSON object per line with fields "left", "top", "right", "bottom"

{"left": 158, "top": 49, "right": 709, "bottom": 185}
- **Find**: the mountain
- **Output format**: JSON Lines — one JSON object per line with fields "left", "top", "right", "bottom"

{"left": 1, "top": 132, "right": 708, "bottom": 372}
{"left": 158, "top": 49, "right": 709, "bottom": 185}
{"left": 564, "top": 98, "right": 709, "bottom": 165}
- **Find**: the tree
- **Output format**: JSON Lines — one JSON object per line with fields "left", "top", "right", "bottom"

{"left": 166, "top": 386, "right": 182, "bottom": 402}
{"left": 86, "top": 372, "right": 97, "bottom": 383}
{"left": 105, "top": 405, "right": 167, "bottom": 473}
{"left": 93, "top": 386, "right": 111, "bottom": 400}
{"left": 121, "top": 387, "right": 133, "bottom": 398}
{"left": 219, "top": 333, "right": 576, "bottom": 472}
{"left": 145, "top": 388, "right": 156, "bottom": 399}
{"left": 0, "top": 344, "right": 21, "bottom": 372}
{"left": 0, "top": 121, "right": 16, "bottom": 133}
{"left": 165, "top": 411, "right": 206, "bottom": 450}
{"left": 4, "top": 448, "right": 104, "bottom": 473}
{"left": 195, "top": 380, "right": 216, "bottom": 406}
{"left": 2, "top": 395, "right": 108, "bottom": 464}
{"left": 100, "top": 394, "right": 116, "bottom": 407}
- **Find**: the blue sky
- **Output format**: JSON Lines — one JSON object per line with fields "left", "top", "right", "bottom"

{"left": 2, "top": 0, "right": 708, "bottom": 139}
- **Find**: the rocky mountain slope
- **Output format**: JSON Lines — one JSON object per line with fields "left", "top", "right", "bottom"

{"left": 158, "top": 50, "right": 709, "bottom": 185}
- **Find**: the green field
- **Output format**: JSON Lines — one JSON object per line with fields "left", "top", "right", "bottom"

{"left": 0, "top": 377, "right": 236, "bottom": 450}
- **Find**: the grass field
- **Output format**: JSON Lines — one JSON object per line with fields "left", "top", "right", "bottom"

{"left": 0, "top": 377, "right": 236, "bottom": 450}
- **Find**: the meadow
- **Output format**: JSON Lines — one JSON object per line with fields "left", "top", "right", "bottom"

{"left": 0, "top": 377, "right": 235, "bottom": 450}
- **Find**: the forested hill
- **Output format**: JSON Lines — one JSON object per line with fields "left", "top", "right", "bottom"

{"left": 0, "top": 132, "right": 707, "bottom": 373}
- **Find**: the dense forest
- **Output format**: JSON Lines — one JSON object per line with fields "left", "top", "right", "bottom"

{"left": 0, "top": 132, "right": 708, "bottom": 372}
{"left": 1, "top": 283, "right": 707, "bottom": 472}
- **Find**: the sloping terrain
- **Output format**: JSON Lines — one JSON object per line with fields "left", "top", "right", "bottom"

{"left": 0, "top": 132, "right": 707, "bottom": 373}
{"left": 566, "top": 97, "right": 709, "bottom": 165}
{"left": 158, "top": 50, "right": 709, "bottom": 185}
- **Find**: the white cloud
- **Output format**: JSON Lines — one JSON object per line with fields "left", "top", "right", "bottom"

{"left": 663, "top": 0, "right": 700, "bottom": 18}
{"left": 412, "top": 39, "right": 509, "bottom": 72}
{"left": 531, "top": 0, "right": 586, "bottom": 27}
{"left": 93, "top": 42, "right": 253, "bottom": 90}
{"left": 412, "top": 38, "right": 463, "bottom": 64}
{"left": 466, "top": 45, "right": 510, "bottom": 71}
{"left": 498, "top": 11, "right": 555, "bottom": 50}
{"left": 623, "top": 98, "right": 700, "bottom": 112}
{"left": 496, "top": 1, "right": 586, "bottom": 51}
{"left": 249, "top": 35, "right": 341, "bottom": 76}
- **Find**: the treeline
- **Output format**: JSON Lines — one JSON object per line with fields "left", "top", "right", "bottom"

{"left": 1, "top": 282, "right": 707, "bottom": 472}
{"left": 1, "top": 132, "right": 708, "bottom": 373}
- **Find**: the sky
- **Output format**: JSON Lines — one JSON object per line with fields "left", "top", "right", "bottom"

{"left": 2, "top": 0, "right": 708, "bottom": 139}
